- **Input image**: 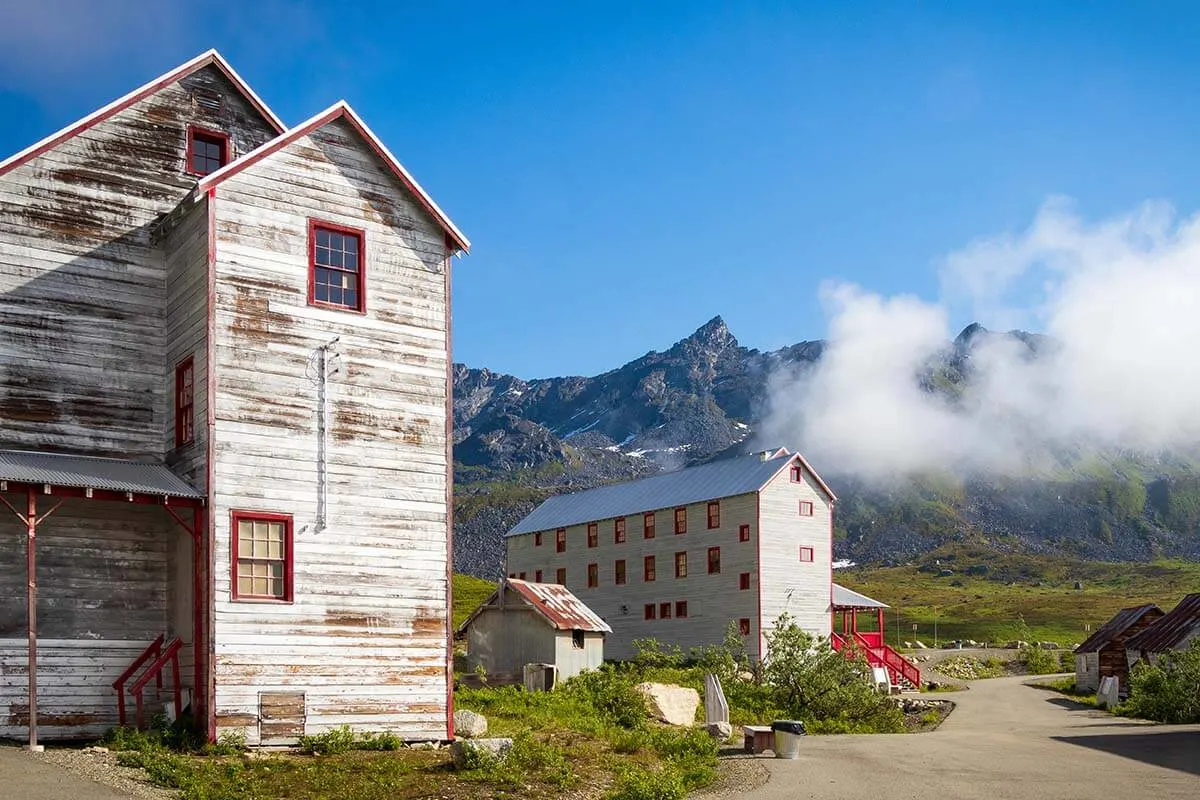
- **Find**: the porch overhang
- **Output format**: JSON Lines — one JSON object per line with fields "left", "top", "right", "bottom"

{"left": 832, "top": 583, "right": 889, "bottom": 611}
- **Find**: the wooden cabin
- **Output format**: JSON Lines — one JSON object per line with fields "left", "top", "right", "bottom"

{"left": 1125, "top": 593, "right": 1200, "bottom": 671}
{"left": 457, "top": 579, "right": 611, "bottom": 685}
{"left": 1073, "top": 604, "right": 1163, "bottom": 693}
{"left": 0, "top": 50, "right": 468, "bottom": 747}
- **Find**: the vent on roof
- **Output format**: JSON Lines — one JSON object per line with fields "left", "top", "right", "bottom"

{"left": 192, "top": 88, "right": 222, "bottom": 111}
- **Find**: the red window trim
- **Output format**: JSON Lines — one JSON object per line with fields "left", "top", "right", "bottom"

{"left": 556, "top": 567, "right": 566, "bottom": 585}
{"left": 556, "top": 528, "right": 567, "bottom": 553}
{"left": 185, "top": 125, "right": 229, "bottom": 177}
{"left": 308, "top": 219, "right": 367, "bottom": 314}
{"left": 508, "top": 573, "right": 516, "bottom": 578}
{"left": 707, "top": 546, "right": 721, "bottom": 574}
{"left": 738, "top": 524, "right": 750, "bottom": 542}
{"left": 230, "top": 510, "right": 293, "bottom": 603}
{"left": 739, "top": 572, "right": 751, "bottom": 591}
{"left": 643, "top": 511, "right": 656, "bottom": 539}
{"left": 615, "top": 559, "right": 627, "bottom": 585}
{"left": 799, "top": 546, "right": 815, "bottom": 563}
{"left": 587, "top": 522, "right": 598, "bottom": 548}
{"left": 644, "top": 555, "right": 656, "bottom": 582}
{"left": 674, "top": 507, "right": 687, "bottom": 535}
{"left": 799, "top": 500, "right": 815, "bottom": 517}
{"left": 790, "top": 464, "right": 803, "bottom": 483}
{"left": 707, "top": 501, "right": 720, "bottom": 529}
{"left": 534, "top": 532, "right": 543, "bottom": 547}
{"left": 739, "top": 618, "right": 751, "bottom": 636}
{"left": 674, "top": 551, "right": 688, "bottom": 578}
{"left": 587, "top": 563, "right": 598, "bottom": 588}
{"left": 659, "top": 602, "right": 672, "bottom": 620}
{"left": 174, "top": 356, "right": 195, "bottom": 448}
{"left": 675, "top": 600, "right": 688, "bottom": 618}
{"left": 534, "top": 569, "right": 543, "bottom": 582}
{"left": 614, "top": 517, "right": 626, "bottom": 543}
{"left": 518, "top": 572, "right": 526, "bottom": 580}
{"left": 644, "top": 603, "right": 657, "bottom": 620}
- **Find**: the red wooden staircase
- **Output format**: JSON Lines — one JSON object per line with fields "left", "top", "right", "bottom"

{"left": 112, "top": 634, "right": 185, "bottom": 728}
{"left": 832, "top": 631, "right": 921, "bottom": 690}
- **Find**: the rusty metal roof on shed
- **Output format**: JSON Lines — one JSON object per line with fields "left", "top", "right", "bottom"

{"left": 506, "top": 448, "right": 835, "bottom": 536}
{"left": 832, "top": 583, "right": 889, "bottom": 609}
{"left": 1074, "top": 604, "right": 1162, "bottom": 654}
{"left": 457, "top": 579, "right": 612, "bottom": 635}
{"left": 0, "top": 450, "right": 203, "bottom": 499}
{"left": 1125, "top": 593, "right": 1200, "bottom": 654}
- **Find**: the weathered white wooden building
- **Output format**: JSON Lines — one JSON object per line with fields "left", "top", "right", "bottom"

{"left": 504, "top": 448, "right": 836, "bottom": 661}
{"left": 0, "top": 50, "right": 468, "bottom": 746}
{"left": 457, "top": 579, "right": 610, "bottom": 685}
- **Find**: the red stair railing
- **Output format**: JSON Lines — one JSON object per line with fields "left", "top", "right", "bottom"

{"left": 112, "top": 634, "right": 165, "bottom": 727}
{"left": 852, "top": 632, "right": 921, "bottom": 688}
{"left": 128, "top": 637, "right": 184, "bottom": 729}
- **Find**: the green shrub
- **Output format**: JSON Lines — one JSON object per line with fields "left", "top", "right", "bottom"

{"left": 203, "top": 730, "right": 246, "bottom": 756}
{"left": 298, "top": 725, "right": 358, "bottom": 755}
{"left": 563, "top": 664, "right": 648, "bottom": 729}
{"left": 1119, "top": 640, "right": 1200, "bottom": 723}
{"left": 1019, "top": 645, "right": 1060, "bottom": 675}
{"left": 607, "top": 765, "right": 687, "bottom": 800}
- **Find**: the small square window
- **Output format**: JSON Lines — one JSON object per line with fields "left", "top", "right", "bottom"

{"left": 535, "top": 569, "right": 543, "bottom": 582}
{"left": 674, "top": 507, "right": 687, "bottom": 534}
{"left": 799, "top": 501, "right": 814, "bottom": 517}
{"left": 675, "top": 601, "right": 688, "bottom": 618}
{"left": 739, "top": 618, "right": 751, "bottom": 636}
{"left": 799, "top": 546, "right": 814, "bottom": 563}
{"left": 707, "top": 501, "right": 720, "bottom": 529}
{"left": 309, "top": 221, "right": 365, "bottom": 313}
{"left": 518, "top": 572, "right": 526, "bottom": 580}
{"left": 675, "top": 551, "right": 688, "bottom": 579}
{"left": 707, "top": 547, "right": 721, "bottom": 574}
{"left": 587, "top": 523, "right": 598, "bottom": 548}
{"left": 508, "top": 573, "right": 516, "bottom": 579}
{"left": 660, "top": 602, "right": 672, "bottom": 620}
{"left": 572, "top": 630, "right": 585, "bottom": 649}
{"left": 644, "top": 603, "right": 657, "bottom": 620}
{"left": 187, "top": 126, "right": 228, "bottom": 176}
{"left": 556, "top": 528, "right": 567, "bottom": 553}
{"left": 644, "top": 512, "right": 656, "bottom": 539}
{"left": 739, "top": 572, "right": 751, "bottom": 591}
{"left": 738, "top": 524, "right": 750, "bottom": 543}
{"left": 535, "top": 532, "right": 543, "bottom": 547}
{"left": 644, "top": 555, "right": 656, "bottom": 582}
{"left": 614, "top": 517, "right": 626, "bottom": 543}
{"left": 615, "top": 559, "right": 627, "bottom": 585}
{"left": 556, "top": 567, "right": 566, "bottom": 585}
{"left": 232, "top": 512, "right": 292, "bottom": 602}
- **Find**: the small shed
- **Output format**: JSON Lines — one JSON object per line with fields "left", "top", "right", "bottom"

{"left": 457, "top": 579, "right": 611, "bottom": 685}
{"left": 1125, "top": 593, "right": 1200, "bottom": 671}
{"left": 1073, "top": 604, "right": 1163, "bottom": 693}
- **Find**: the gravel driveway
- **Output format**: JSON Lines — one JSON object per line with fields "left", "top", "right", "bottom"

{"left": 734, "top": 675, "right": 1200, "bottom": 800}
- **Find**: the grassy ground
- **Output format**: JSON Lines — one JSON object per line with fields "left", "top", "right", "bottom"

{"left": 835, "top": 545, "right": 1200, "bottom": 645}
{"left": 452, "top": 573, "right": 496, "bottom": 630}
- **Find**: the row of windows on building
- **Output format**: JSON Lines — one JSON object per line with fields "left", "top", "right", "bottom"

{"left": 642, "top": 604, "right": 752, "bottom": 636}
{"left": 510, "top": 545, "right": 815, "bottom": 587}
{"left": 535, "top": 497, "right": 816, "bottom": 552}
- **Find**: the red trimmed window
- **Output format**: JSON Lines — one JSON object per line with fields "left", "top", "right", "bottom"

{"left": 674, "top": 507, "right": 687, "bottom": 534}
{"left": 790, "top": 464, "right": 803, "bottom": 483}
{"left": 556, "top": 567, "right": 566, "bottom": 585}
{"left": 587, "top": 563, "right": 598, "bottom": 588}
{"left": 644, "top": 555, "right": 656, "bottom": 582}
{"left": 587, "top": 523, "right": 598, "bottom": 548}
{"left": 556, "top": 528, "right": 567, "bottom": 553}
{"left": 614, "top": 517, "right": 626, "bottom": 543}
{"left": 799, "top": 546, "right": 814, "bottom": 563}
{"left": 645, "top": 603, "right": 657, "bottom": 620}
{"left": 535, "top": 569, "right": 543, "bottom": 582}
{"left": 707, "top": 547, "right": 721, "bottom": 574}
{"left": 187, "top": 126, "right": 228, "bottom": 176}
{"left": 674, "top": 551, "right": 688, "bottom": 578}
{"left": 518, "top": 572, "right": 526, "bottom": 580}
{"left": 739, "top": 572, "right": 751, "bottom": 591}
{"left": 309, "top": 221, "right": 365, "bottom": 312}
{"left": 739, "top": 618, "right": 751, "bottom": 636}
{"left": 738, "top": 524, "right": 750, "bottom": 542}
{"left": 799, "top": 501, "right": 814, "bottom": 516}
{"left": 615, "top": 559, "right": 627, "bottom": 585}
{"left": 643, "top": 512, "right": 656, "bottom": 539}
{"left": 707, "top": 501, "right": 720, "bottom": 529}
{"left": 174, "top": 356, "right": 195, "bottom": 447}
{"left": 659, "top": 602, "right": 672, "bottom": 620}
{"left": 508, "top": 573, "right": 516, "bottom": 578}
{"left": 675, "top": 601, "right": 688, "bottom": 618}
{"left": 535, "top": 532, "right": 543, "bottom": 547}
{"left": 232, "top": 511, "right": 292, "bottom": 602}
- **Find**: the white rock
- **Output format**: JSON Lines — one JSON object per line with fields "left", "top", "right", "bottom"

{"left": 454, "top": 709, "right": 488, "bottom": 738}
{"left": 635, "top": 682, "right": 700, "bottom": 727}
{"left": 451, "top": 738, "right": 513, "bottom": 769}
{"left": 706, "top": 721, "right": 733, "bottom": 740}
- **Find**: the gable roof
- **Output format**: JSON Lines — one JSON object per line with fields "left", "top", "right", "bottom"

{"left": 1125, "top": 593, "right": 1200, "bottom": 654}
{"left": 0, "top": 49, "right": 284, "bottom": 178}
{"left": 0, "top": 449, "right": 202, "bottom": 499}
{"left": 196, "top": 101, "right": 470, "bottom": 254}
{"left": 457, "top": 579, "right": 612, "bottom": 634}
{"left": 507, "top": 448, "right": 834, "bottom": 536}
{"left": 1074, "top": 604, "right": 1162, "bottom": 654}
{"left": 832, "top": 583, "right": 889, "bottom": 609}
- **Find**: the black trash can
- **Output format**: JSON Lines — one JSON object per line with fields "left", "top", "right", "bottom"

{"left": 771, "top": 720, "right": 806, "bottom": 759}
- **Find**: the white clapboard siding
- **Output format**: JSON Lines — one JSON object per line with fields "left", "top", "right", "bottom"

{"left": 209, "top": 116, "right": 450, "bottom": 744}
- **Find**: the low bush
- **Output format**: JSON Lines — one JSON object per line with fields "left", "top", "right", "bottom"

{"left": 1119, "top": 640, "right": 1200, "bottom": 723}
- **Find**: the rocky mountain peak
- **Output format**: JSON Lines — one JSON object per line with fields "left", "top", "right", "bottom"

{"left": 675, "top": 315, "right": 739, "bottom": 354}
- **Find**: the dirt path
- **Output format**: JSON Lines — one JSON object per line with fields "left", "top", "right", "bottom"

{"left": 0, "top": 745, "right": 135, "bottom": 800}
{"left": 733, "top": 675, "right": 1200, "bottom": 800}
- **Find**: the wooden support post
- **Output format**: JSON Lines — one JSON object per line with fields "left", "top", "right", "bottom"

{"left": 26, "top": 487, "right": 41, "bottom": 752}
{"left": 877, "top": 608, "right": 884, "bottom": 635}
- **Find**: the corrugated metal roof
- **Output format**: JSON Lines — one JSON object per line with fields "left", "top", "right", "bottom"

{"left": 832, "top": 583, "right": 889, "bottom": 609}
{"left": 1125, "top": 593, "right": 1200, "bottom": 654}
{"left": 1074, "top": 604, "right": 1162, "bottom": 654}
{"left": 0, "top": 450, "right": 203, "bottom": 499}
{"left": 508, "top": 450, "right": 805, "bottom": 536}
{"left": 507, "top": 580, "right": 612, "bottom": 632}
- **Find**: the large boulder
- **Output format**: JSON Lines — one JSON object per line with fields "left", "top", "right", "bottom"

{"left": 706, "top": 721, "right": 733, "bottom": 741}
{"left": 450, "top": 738, "right": 512, "bottom": 769}
{"left": 635, "top": 682, "right": 700, "bottom": 726}
{"left": 454, "top": 709, "right": 488, "bottom": 738}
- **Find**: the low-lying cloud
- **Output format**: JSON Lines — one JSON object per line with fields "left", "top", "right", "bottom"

{"left": 761, "top": 197, "right": 1200, "bottom": 482}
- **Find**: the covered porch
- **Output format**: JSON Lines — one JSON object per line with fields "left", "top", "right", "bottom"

{"left": 830, "top": 583, "right": 921, "bottom": 690}
{"left": 0, "top": 450, "right": 206, "bottom": 747}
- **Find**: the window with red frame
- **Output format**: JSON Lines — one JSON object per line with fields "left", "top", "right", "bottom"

{"left": 518, "top": 572, "right": 526, "bottom": 580}
{"left": 644, "top": 555, "right": 656, "bottom": 582}
{"left": 556, "top": 528, "right": 567, "bottom": 552}
{"left": 535, "top": 532, "right": 543, "bottom": 547}
{"left": 707, "top": 501, "right": 720, "bottom": 529}
{"left": 799, "top": 500, "right": 815, "bottom": 516}
{"left": 674, "top": 551, "right": 688, "bottom": 578}
{"left": 707, "top": 547, "right": 721, "bottom": 574}
{"left": 232, "top": 512, "right": 292, "bottom": 601}
{"left": 508, "top": 573, "right": 515, "bottom": 578}
{"left": 643, "top": 511, "right": 656, "bottom": 539}
{"left": 674, "top": 507, "right": 687, "bottom": 534}
{"left": 659, "top": 602, "right": 672, "bottom": 619}
{"left": 675, "top": 601, "right": 688, "bottom": 618}
{"left": 799, "top": 546, "right": 814, "bottom": 562}
{"left": 174, "top": 357, "right": 194, "bottom": 447}
{"left": 739, "top": 572, "right": 751, "bottom": 590}
{"left": 556, "top": 567, "right": 566, "bottom": 585}
{"left": 738, "top": 618, "right": 751, "bottom": 636}
{"left": 614, "top": 517, "right": 626, "bottom": 543}
{"left": 790, "top": 464, "right": 803, "bottom": 483}
{"left": 535, "top": 569, "right": 543, "bottom": 582}
{"left": 738, "top": 524, "right": 750, "bottom": 542}
{"left": 187, "top": 127, "right": 228, "bottom": 176}
{"left": 309, "top": 222, "right": 364, "bottom": 312}
{"left": 615, "top": 559, "right": 626, "bottom": 585}
{"left": 587, "top": 563, "right": 598, "bottom": 588}
{"left": 587, "top": 523, "right": 598, "bottom": 548}
{"left": 644, "top": 603, "right": 656, "bottom": 620}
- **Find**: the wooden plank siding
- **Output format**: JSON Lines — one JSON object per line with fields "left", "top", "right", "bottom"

{"left": 208, "top": 116, "right": 451, "bottom": 744}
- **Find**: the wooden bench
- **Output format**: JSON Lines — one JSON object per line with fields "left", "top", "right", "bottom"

{"left": 743, "top": 725, "right": 774, "bottom": 754}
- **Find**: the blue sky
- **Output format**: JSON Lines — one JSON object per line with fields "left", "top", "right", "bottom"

{"left": 3, "top": 1, "right": 1200, "bottom": 378}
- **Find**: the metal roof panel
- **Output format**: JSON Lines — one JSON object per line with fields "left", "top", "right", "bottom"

{"left": 0, "top": 450, "right": 203, "bottom": 499}
{"left": 832, "top": 583, "right": 889, "bottom": 609}
{"left": 1074, "top": 604, "right": 1162, "bottom": 654}
{"left": 1125, "top": 593, "right": 1200, "bottom": 654}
